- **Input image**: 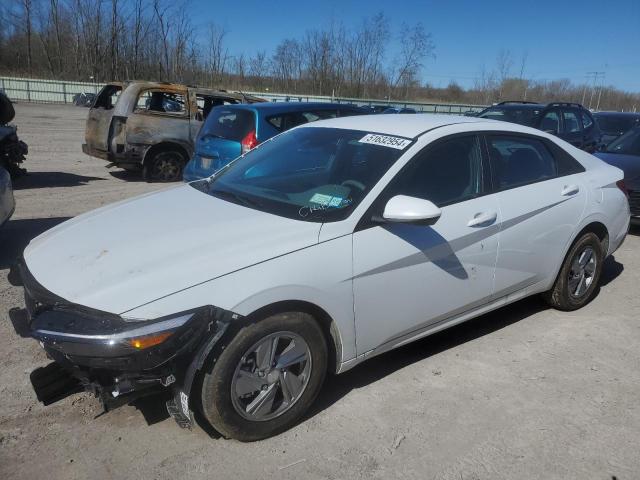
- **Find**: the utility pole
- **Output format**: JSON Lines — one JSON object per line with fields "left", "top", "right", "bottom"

{"left": 585, "top": 71, "right": 605, "bottom": 109}
{"left": 595, "top": 72, "right": 606, "bottom": 111}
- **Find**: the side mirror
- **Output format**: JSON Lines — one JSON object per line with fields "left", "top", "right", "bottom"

{"left": 379, "top": 195, "right": 442, "bottom": 225}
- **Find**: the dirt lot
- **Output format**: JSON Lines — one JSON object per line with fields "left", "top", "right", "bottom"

{"left": 1, "top": 103, "right": 639, "bottom": 480}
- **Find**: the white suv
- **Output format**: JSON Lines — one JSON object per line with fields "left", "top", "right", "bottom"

{"left": 10, "top": 114, "right": 629, "bottom": 440}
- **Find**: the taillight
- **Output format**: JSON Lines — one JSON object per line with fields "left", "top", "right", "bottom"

{"left": 616, "top": 179, "right": 629, "bottom": 198}
{"left": 241, "top": 130, "right": 258, "bottom": 154}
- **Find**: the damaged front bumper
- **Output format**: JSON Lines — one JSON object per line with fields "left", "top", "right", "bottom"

{"left": 8, "top": 260, "right": 236, "bottom": 428}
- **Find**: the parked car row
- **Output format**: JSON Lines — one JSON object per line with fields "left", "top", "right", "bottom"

{"left": 82, "top": 81, "right": 265, "bottom": 182}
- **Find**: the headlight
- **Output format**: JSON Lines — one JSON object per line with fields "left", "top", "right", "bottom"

{"left": 31, "top": 309, "right": 201, "bottom": 357}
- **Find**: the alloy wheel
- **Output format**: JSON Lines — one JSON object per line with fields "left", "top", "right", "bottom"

{"left": 230, "top": 331, "right": 312, "bottom": 422}
{"left": 567, "top": 246, "right": 597, "bottom": 298}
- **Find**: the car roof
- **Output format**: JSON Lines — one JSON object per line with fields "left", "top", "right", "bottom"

{"left": 487, "top": 103, "right": 544, "bottom": 109}
{"left": 222, "top": 102, "right": 363, "bottom": 114}
{"left": 594, "top": 111, "right": 640, "bottom": 118}
{"left": 301, "top": 113, "right": 498, "bottom": 138}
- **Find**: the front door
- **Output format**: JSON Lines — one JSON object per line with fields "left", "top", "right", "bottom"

{"left": 352, "top": 134, "right": 500, "bottom": 355}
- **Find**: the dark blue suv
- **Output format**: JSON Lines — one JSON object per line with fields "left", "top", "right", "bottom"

{"left": 183, "top": 102, "right": 365, "bottom": 181}
{"left": 476, "top": 101, "right": 602, "bottom": 152}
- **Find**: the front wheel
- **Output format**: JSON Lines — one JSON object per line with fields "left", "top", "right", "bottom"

{"left": 542, "top": 232, "right": 604, "bottom": 310}
{"left": 199, "top": 312, "right": 327, "bottom": 441}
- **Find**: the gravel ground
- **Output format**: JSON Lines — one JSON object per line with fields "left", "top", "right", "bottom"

{"left": 1, "top": 103, "right": 639, "bottom": 480}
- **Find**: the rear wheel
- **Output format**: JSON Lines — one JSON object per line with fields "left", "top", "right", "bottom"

{"left": 143, "top": 149, "right": 185, "bottom": 182}
{"left": 542, "top": 232, "right": 604, "bottom": 310}
{"left": 199, "top": 312, "right": 327, "bottom": 441}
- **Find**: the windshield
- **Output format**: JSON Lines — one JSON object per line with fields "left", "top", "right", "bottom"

{"left": 200, "top": 107, "right": 256, "bottom": 142}
{"left": 478, "top": 106, "right": 541, "bottom": 126}
{"left": 605, "top": 126, "right": 640, "bottom": 155}
{"left": 596, "top": 115, "right": 639, "bottom": 135}
{"left": 190, "top": 127, "right": 410, "bottom": 222}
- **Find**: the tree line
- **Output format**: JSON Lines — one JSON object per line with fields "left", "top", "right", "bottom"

{"left": 1, "top": 1, "right": 638, "bottom": 111}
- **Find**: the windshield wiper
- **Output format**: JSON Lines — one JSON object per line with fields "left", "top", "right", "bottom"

{"left": 210, "top": 189, "right": 262, "bottom": 209}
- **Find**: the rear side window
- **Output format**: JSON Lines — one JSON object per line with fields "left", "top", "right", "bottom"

{"left": 581, "top": 111, "right": 594, "bottom": 129}
{"left": 195, "top": 94, "right": 234, "bottom": 121}
{"left": 388, "top": 135, "right": 483, "bottom": 207}
{"left": 93, "top": 84, "right": 121, "bottom": 109}
{"left": 135, "top": 90, "right": 186, "bottom": 115}
{"left": 200, "top": 108, "right": 256, "bottom": 141}
{"left": 539, "top": 110, "right": 560, "bottom": 134}
{"left": 488, "top": 135, "right": 557, "bottom": 190}
{"left": 562, "top": 111, "right": 581, "bottom": 133}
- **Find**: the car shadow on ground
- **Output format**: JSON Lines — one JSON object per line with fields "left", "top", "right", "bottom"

{"left": 108, "top": 170, "right": 146, "bottom": 183}
{"left": 628, "top": 224, "right": 640, "bottom": 236}
{"left": 600, "top": 255, "right": 624, "bottom": 286}
{"left": 11, "top": 171, "right": 105, "bottom": 190}
{"left": 0, "top": 216, "right": 71, "bottom": 269}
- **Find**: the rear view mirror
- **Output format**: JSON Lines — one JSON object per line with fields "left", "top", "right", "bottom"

{"left": 380, "top": 195, "right": 441, "bottom": 225}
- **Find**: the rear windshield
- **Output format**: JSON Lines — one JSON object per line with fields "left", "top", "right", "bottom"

{"left": 605, "top": 127, "right": 640, "bottom": 155}
{"left": 200, "top": 107, "right": 256, "bottom": 142}
{"left": 478, "top": 106, "right": 541, "bottom": 126}
{"left": 596, "top": 115, "right": 639, "bottom": 135}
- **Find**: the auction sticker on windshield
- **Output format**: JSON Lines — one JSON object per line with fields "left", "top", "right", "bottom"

{"left": 359, "top": 133, "right": 411, "bottom": 150}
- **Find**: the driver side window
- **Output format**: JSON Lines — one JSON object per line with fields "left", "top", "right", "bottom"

{"left": 389, "top": 135, "right": 483, "bottom": 207}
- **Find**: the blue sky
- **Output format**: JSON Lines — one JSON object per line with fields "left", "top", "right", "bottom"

{"left": 190, "top": 0, "right": 640, "bottom": 92}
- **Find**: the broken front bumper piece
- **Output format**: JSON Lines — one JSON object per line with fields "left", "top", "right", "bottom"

{"left": 8, "top": 260, "right": 235, "bottom": 428}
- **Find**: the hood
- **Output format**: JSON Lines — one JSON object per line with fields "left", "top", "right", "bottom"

{"left": 594, "top": 152, "right": 640, "bottom": 183}
{"left": 24, "top": 185, "right": 321, "bottom": 314}
{"left": 0, "top": 92, "right": 15, "bottom": 124}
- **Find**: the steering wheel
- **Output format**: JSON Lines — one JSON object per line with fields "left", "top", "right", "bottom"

{"left": 341, "top": 180, "right": 366, "bottom": 191}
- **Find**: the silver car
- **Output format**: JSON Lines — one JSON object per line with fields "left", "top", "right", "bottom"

{"left": 0, "top": 166, "right": 15, "bottom": 227}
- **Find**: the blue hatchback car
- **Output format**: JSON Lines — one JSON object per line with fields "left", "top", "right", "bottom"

{"left": 183, "top": 102, "right": 366, "bottom": 181}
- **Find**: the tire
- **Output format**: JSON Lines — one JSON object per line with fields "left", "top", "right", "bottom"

{"left": 199, "top": 312, "right": 327, "bottom": 441}
{"left": 142, "top": 149, "right": 185, "bottom": 182}
{"left": 542, "top": 232, "right": 604, "bottom": 311}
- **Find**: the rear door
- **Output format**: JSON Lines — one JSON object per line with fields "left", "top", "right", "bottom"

{"left": 84, "top": 83, "right": 123, "bottom": 152}
{"left": 487, "top": 133, "right": 587, "bottom": 296}
{"left": 124, "top": 87, "right": 191, "bottom": 152}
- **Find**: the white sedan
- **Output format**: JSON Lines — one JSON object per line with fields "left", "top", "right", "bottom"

{"left": 10, "top": 114, "right": 629, "bottom": 441}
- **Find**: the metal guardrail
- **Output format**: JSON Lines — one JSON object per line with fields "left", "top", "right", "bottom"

{"left": 0, "top": 75, "right": 487, "bottom": 114}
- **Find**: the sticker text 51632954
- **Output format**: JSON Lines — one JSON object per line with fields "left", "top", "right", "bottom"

{"left": 358, "top": 133, "right": 412, "bottom": 150}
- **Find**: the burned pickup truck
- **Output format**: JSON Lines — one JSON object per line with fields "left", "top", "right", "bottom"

{"left": 82, "top": 81, "right": 264, "bottom": 182}
{"left": 0, "top": 91, "right": 28, "bottom": 177}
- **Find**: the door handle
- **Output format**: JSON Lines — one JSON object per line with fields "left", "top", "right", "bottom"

{"left": 561, "top": 184, "right": 580, "bottom": 196}
{"left": 467, "top": 211, "right": 497, "bottom": 227}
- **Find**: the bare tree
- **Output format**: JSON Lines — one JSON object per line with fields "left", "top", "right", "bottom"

{"left": 391, "top": 22, "right": 434, "bottom": 98}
